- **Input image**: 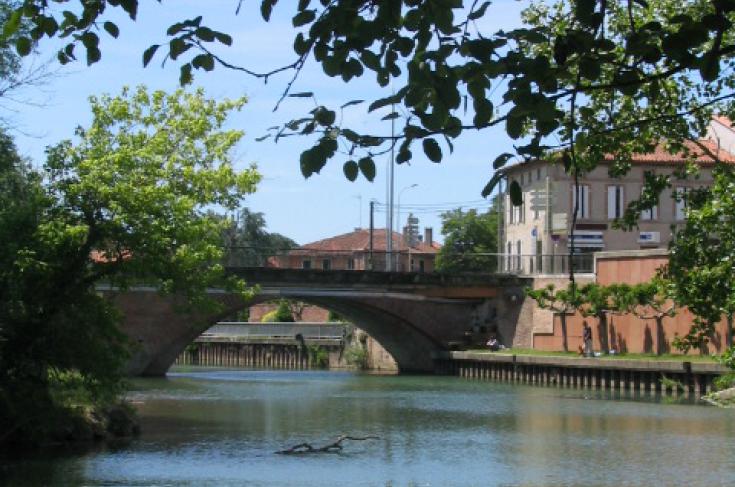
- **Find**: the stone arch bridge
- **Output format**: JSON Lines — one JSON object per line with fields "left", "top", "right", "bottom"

{"left": 110, "top": 268, "right": 532, "bottom": 376}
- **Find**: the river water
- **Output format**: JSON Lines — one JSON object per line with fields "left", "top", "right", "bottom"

{"left": 2, "top": 367, "right": 735, "bottom": 486}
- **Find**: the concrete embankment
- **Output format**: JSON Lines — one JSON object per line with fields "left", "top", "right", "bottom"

{"left": 435, "top": 351, "right": 730, "bottom": 399}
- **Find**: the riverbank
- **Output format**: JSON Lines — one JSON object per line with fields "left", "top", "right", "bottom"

{"left": 435, "top": 351, "right": 730, "bottom": 399}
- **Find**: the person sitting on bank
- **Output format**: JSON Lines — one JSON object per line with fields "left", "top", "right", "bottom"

{"left": 486, "top": 336, "right": 505, "bottom": 352}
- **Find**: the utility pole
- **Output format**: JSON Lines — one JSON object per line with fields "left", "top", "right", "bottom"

{"left": 386, "top": 97, "right": 396, "bottom": 271}
{"left": 369, "top": 199, "right": 374, "bottom": 270}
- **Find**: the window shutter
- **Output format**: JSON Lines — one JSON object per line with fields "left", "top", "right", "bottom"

{"left": 608, "top": 186, "right": 616, "bottom": 219}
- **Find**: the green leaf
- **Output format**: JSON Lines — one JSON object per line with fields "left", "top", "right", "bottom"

{"left": 396, "top": 148, "right": 412, "bottom": 164}
{"left": 86, "top": 46, "right": 101, "bottom": 65}
{"left": 293, "top": 9, "right": 316, "bottom": 27}
{"left": 103, "top": 21, "right": 120, "bottom": 39}
{"left": 423, "top": 138, "right": 442, "bottom": 163}
{"left": 214, "top": 31, "right": 233, "bottom": 46}
{"left": 143, "top": 44, "right": 160, "bottom": 67}
{"left": 2, "top": 9, "right": 22, "bottom": 40}
{"left": 481, "top": 172, "right": 504, "bottom": 198}
{"left": 343, "top": 160, "right": 359, "bottom": 181}
{"left": 179, "top": 63, "right": 193, "bottom": 85}
{"left": 315, "top": 107, "right": 336, "bottom": 126}
{"left": 289, "top": 92, "right": 314, "bottom": 98}
{"left": 468, "top": 1, "right": 491, "bottom": 20}
{"left": 358, "top": 157, "right": 376, "bottom": 181}
{"left": 192, "top": 54, "right": 215, "bottom": 71}
{"left": 509, "top": 180, "right": 523, "bottom": 206}
{"left": 382, "top": 112, "right": 400, "bottom": 121}
{"left": 341, "top": 99, "right": 364, "bottom": 108}
{"left": 492, "top": 153, "right": 514, "bottom": 170}
{"left": 15, "top": 37, "right": 31, "bottom": 56}
{"left": 261, "top": 0, "right": 277, "bottom": 21}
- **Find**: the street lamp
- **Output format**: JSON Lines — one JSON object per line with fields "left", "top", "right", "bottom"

{"left": 396, "top": 183, "right": 419, "bottom": 240}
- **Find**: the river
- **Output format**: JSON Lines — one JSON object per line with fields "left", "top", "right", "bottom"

{"left": 2, "top": 367, "right": 734, "bottom": 486}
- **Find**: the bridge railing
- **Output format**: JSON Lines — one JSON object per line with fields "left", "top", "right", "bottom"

{"left": 203, "top": 322, "right": 347, "bottom": 340}
{"left": 495, "top": 253, "right": 595, "bottom": 275}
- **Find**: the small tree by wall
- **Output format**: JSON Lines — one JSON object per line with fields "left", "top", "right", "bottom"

{"left": 611, "top": 279, "right": 676, "bottom": 355}
{"left": 527, "top": 283, "right": 585, "bottom": 352}
{"left": 579, "top": 284, "right": 619, "bottom": 354}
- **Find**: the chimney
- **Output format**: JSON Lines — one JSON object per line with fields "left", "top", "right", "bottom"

{"left": 424, "top": 227, "right": 433, "bottom": 246}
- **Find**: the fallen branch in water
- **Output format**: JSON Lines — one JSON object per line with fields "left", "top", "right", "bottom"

{"left": 275, "top": 435, "right": 379, "bottom": 454}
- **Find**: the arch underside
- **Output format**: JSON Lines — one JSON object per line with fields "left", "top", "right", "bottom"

{"left": 118, "top": 289, "right": 479, "bottom": 376}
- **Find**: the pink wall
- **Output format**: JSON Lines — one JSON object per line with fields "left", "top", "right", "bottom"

{"left": 534, "top": 253, "right": 730, "bottom": 355}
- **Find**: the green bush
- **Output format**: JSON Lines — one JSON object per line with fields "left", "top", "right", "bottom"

{"left": 260, "top": 300, "right": 294, "bottom": 322}
{"left": 307, "top": 345, "right": 329, "bottom": 369}
{"left": 716, "top": 345, "right": 735, "bottom": 370}
{"left": 713, "top": 372, "right": 735, "bottom": 392}
{"left": 344, "top": 344, "right": 369, "bottom": 370}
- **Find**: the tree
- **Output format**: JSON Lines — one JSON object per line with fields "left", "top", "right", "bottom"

{"left": 579, "top": 283, "right": 622, "bottom": 354}
{"left": 0, "top": 0, "right": 56, "bottom": 127}
{"left": 261, "top": 299, "right": 295, "bottom": 322}
{"left": 527, "top": 283, "right": 585, "bottom": 352}
{"left": 665, "top": 165, "right": 735, "bottom": 353}
{"left": 224, "top": 208, "right": 297, "bottom": 267}
{"left": 5, "top": 1, "right": 735, "bottom": 188}
{"left": 0, "top": 86, "right": 259, "bottom": 445}
{"left": 610, "top": 279, "right": 676, "bottom": 355}
{"left": 435, "top": 206, "right": 500, "bottom": 273}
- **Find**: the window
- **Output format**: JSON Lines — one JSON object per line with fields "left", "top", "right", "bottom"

{"left": 506, "top": 241, "right": 512, "bottom": 271}
{"left": 418, "top": 260, "right": 425, "bottom": 273}
{"left": 516, "top": 240, "right": 522, "bottom": 271}
{"left": 607, "top": 185, "right": 625, "bottom": 220}
{"left": 508, "top": 194, "right": 515, "bottom": 224}
{"left": 640, "top": 188, "right": 658, "bottom": 221}
{"left": 322, "top": 259, "right": 331, "bottom": 270}
{"left": 347, "top": 258, "right": 355, "bottom": 270}
{"left": 302, "top": 260, "right": 312, "bottom": 269}
{"left": 572, "top": 184, "right": 590, "bottom": 219}
{"left": 675, "top": 187, "right": 689, "bottom": 220}
{"left": 515, "top": 200, "right": 525, "bottom": 224}
{"left": 520, "top": 173, "right": 524, "bottom": 185}
{"left": 537, "top": 168, "right": 541, "bottom": 181}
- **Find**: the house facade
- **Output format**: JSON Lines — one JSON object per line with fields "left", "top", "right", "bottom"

{"left": 269, "top": 226, "right": 440, "bottom": 273}
{"left": 500, "top": 124, "right": 735, "bottom": 275}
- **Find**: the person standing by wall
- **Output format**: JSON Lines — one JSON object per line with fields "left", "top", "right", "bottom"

{"left": 583, "top": 322, "right": 593, "bottom": 357}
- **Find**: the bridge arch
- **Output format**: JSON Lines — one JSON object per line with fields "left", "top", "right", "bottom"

{"left": 111, "top": 270, "right": 530, "bottom": 376}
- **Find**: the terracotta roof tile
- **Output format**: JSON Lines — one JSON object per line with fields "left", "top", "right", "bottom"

{"left": 712, "top": 115, "right": 734, "bottom": 130}
{"left": 602, "top": 139, "right": 735, "bottom": 164}
{"left": 294, "top": 228, "right": 440, "bottom": 255}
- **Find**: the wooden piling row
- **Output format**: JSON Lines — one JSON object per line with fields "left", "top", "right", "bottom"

{"left": 175, "top": 342, "right": 333, "bottom": 370}
{"left": 434, "top": 355, "right": 720, "bottom": 400}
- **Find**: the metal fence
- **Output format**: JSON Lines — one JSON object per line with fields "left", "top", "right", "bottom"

{"left": 499, "top": 253, "right": 595, "bottom": 275}
{"left": 204, "top": 322, "right": 347, "bottom": 340}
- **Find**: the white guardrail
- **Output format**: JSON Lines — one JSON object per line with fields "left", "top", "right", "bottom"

{"left": 202, "top": 322, "right": 346, "bottom": 340}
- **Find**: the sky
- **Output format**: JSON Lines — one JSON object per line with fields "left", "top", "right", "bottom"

{"left": 11, "top": 0, "right": 526, "bottom": 245}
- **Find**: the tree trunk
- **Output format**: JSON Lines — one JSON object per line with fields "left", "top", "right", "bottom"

{"left": 560, "top": 314, "right": 569, "bottom": 353}
{"left": 598, "top": 313, "right": 610, "bottom": 354}
{"left": 655, "top": 316, "right": 666, "bottom": 355}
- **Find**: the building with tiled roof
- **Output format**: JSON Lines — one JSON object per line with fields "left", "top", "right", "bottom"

{"left": 499, "top": 118, "right": 735, "bottom": 275}
{"left": 270, "top": 226, "right": 440, "bottom": 272}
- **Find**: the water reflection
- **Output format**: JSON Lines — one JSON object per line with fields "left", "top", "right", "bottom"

{"left": 1, "top": 367, "right": 734, "bottom": 486}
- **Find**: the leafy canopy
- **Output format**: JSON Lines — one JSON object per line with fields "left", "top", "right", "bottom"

{"left": 0, "top": 87, "right": 259, "bottom": 444}
{"left": 435, "top": 206, "right": 500, "bottom": 273}
{"left": 5, "top": 1, "right": 735, "bottom": 196}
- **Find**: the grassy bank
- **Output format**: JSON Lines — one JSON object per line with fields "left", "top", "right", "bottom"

{"left": 468, "top": 348, "right": 720, "bottom": 363}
